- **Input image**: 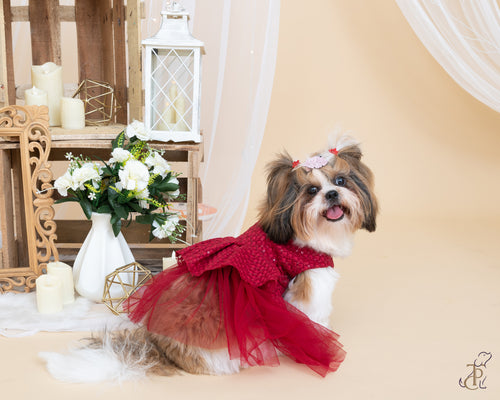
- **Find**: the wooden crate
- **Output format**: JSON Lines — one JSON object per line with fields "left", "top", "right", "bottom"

{"left": 49, "top": 130, "right": 203, "bottom": 267}
{"left": 0, "top": 0, "right": 143, "bottom": 123}
{"left": 0, "top": 127, "right": 203, "bottom": 271}
{"left": 0, "top": 2, "right": 205, "bottom": 275}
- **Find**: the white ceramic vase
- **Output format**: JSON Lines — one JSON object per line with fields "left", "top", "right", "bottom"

{"left": 73, "top": 213, "right": 135, "bottom": 302}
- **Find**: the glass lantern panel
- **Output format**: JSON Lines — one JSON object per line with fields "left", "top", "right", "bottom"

{"left": 150, "top": 48, "right": 195, "bottom": 132}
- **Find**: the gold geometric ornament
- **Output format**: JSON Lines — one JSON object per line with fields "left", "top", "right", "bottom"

{"left": 73, "top": 79, "right": 121, "bottom": 126}
{"left": 102, "top": 262, "right": 152, "bottom": 315}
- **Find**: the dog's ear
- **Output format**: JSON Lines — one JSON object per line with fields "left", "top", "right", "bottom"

{"left": 259, "top": 152, "right": 298, "bottom": 244}
{"left": 337, "top": 144, "right": 379, "bottom": 232}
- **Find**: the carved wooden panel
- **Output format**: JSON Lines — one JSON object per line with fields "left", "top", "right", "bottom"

{"left": 0, "top": 105, "right": 58, "bottom": 292}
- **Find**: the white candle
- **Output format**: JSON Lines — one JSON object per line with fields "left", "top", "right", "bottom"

{"left": 169, "top": 81, "right": 178, "bottom": 103}
{"left": 162, "top": 251, "right": 177, "bottom": 271}
{"left": 47, "top": 261, "right": 75, "bottom": 304}
{"left": 60, "top": 97, "right": 85, "bottom": 130}
{"left": 157, "top": 102, "right": 175, "bottom": 130}
{"left": 24, "top": 86, "right": 48, "bottom": 106}
{"left": 36, "top": 274, "right": 63, "bottom": 314}
{"left": 31, "top": 62, "right": 63, "bottom": 126}
{"left": 174, "top": 95, "right": 188, "bottom": 131}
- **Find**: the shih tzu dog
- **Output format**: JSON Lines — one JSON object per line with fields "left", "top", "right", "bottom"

{"left": 40, "top": 135, "right": 378, "bottom": 383}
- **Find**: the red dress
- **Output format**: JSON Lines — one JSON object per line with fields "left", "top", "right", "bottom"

{"left": 126, "top": 223, "right": 346, "bottom": 376}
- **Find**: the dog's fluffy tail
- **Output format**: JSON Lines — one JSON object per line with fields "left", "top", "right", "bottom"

{"left": 39, "top": 328, "right": 178, "bottom": 383}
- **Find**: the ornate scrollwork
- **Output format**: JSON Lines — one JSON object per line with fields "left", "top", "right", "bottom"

{"left": 0, "top": 105, "right": 58, "bottom": 293}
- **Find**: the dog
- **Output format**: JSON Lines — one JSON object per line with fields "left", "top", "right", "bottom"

{"left": 40, "top": 135, "right": 378, "bottom": 382}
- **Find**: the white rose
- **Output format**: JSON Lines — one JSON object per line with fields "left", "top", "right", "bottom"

{"left": 169, "top": 189, "right": 180, "bottom": 199}
{"left": 136, "top": 189, "right": 150, "bottom": 208}
{"left": 126, "top": 120, "right": 151, "bottom": 141}
{"left": 136, "top": 188, "right": 149, "bottom": 199}
{"left": 72, "top": 163, "right": 101, "bottom": 190}
{"left": 118, "top": 160, "right": 150, "bottom": 192}
{"left": 109, "top": 148, "right": 132, "bottom": 164}
{"left": 152, "top": 215, "right": 180, "bottom": 239}
{"left": 145, "top": 152, "right": 170, "bottom": 177}
{"left": 54, "top": 171, "right": 73, "bottom": 196}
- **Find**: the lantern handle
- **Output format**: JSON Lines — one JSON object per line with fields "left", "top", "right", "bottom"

{"left": 164, "top": 1, "right": 185, "bottom": 13}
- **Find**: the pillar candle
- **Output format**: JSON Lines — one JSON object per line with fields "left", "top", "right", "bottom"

{"left": 169, "top": 81, "right": 178, "bottom": 103}
{"left": 60, "top": 97, "right": 85, "bottom": 130}
{"left": 36, "top": 274, "right": 63, "bottom": 314}
{"left": 157, "top": 102, "right": 175, "bottom": 130}
{"left": 31, "top": 62, "right": 63, "bottom": 126}
{"left": 24, "top": 86, "right": 48, "bottom": 106}
{"left": 162, "top": 251, "right": 177, "bottom": 271}
{"left": 47, "top": 261, "right": 75, "bottom": 304}
{"left": 174, "top": 95, "right": 188, "bottom": 131}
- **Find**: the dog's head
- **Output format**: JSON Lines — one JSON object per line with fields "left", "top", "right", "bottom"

{"left": 258, "top": 135, "right": 378, "bottom": 257}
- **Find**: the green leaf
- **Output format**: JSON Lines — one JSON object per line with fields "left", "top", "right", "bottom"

{"left": 113, "top": 204, "right": 128, "bottom": 220}
{"left": 135, "top": 214, "right": 154, "bottom": 225}
{"left": 110, "top": 212, "right": 121, "bottom": 225}
{"left": 108, "top": 185, "right": 120, "bottom": 200}
{"left": 112, "top": 131, "right": 125, "bottom": 150}
{"left": 156, "top": 182, "right": 179, "bottom": 192}
{"left": 112, "top": 218, "right": 122, "bottom": 237}
{"left": 80, "top": 198, "right": 93, "bottom": 220}
{"left": 128, "top": 202, "right": 144, "bottom": 213}
{"left": 97, "top": 204, "right": 112, "bottom": 214}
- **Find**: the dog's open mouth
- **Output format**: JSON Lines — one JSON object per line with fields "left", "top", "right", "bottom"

{"left": 323, "top": 205, "right": 347, "bottom": 222}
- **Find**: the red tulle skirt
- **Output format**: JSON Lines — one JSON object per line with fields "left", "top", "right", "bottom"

{"left": 127, "top": 263, "right": 346, "bottom": 377}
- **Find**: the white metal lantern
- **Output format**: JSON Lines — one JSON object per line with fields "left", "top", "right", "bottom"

{"left": 143, "top": 2, "right": 205, "bottom": 142}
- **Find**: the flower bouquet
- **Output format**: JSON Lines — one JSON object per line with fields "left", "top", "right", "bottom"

{"left": 54, "top": 120, "right": 185, "bottom": 241}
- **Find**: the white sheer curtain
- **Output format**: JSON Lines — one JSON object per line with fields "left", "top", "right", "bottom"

{"left": 145, "top": 1, "right": 280, "bottom": 238}
{"left": 396, "top": 0, "right": 500, "bottom": 113}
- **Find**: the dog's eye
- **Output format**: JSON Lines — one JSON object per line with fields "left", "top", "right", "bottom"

{"left": 335, "top": 176, "right": 346, "bottom": 186}
{"left": 307, "top": 186, "right": 319, "bottom": 195}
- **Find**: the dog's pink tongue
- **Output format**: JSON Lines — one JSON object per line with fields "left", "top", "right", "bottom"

{"left": 327, "top": 205, "right": 344, "bottom": 220}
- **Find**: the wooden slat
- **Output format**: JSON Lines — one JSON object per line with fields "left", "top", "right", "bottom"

{"left": 0, "top": 149, "right": 17, "bottom": 268}
{"left": 98, "top": 0, "right": 115, "bottom": 93}
{"left": 75, "top": 0, "right": 112, "bottom": 122}
{"left": 11, "top": 6, "right": 75, "bottom": 22}
{"left": 28, "top": 0, "right": 61, "bottom": 65}
{"left": 2, "top": 1, "right": 15, "bottom": 105}
{"left": 126, "top": 0, "right": 143, "bottom": 122}
{"left": 113, "top": 0, "right": 127, "bottom": 124}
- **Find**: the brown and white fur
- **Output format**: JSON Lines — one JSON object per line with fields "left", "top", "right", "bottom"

{"left": 40, "top": 135, "right": 378, "bottom": 383}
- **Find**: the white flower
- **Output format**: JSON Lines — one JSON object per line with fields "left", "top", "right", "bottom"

{"left": 136, "top": 188, "right": 149, "bottom": 199}
{"left": 152, "top": 215, "right": 180, "bottom": 239}
{"left": 71, "top": 163, "right": 101, "bottom": 190}
{"left": 136, "top": 189, "right": 150, "bottom": 209}
{"left": 167, "top": 177, "right": 180, "bottom": 198}
{"left": 169, "top": 189, "right": 180, "bottom": 199}
{"left": 109, "top": 148, "right": 132, "bottom": 164}
{"left": 88, "top": 192, "right": 96, "bottom": 200}
{"left": 65, "top": 152, "right": 73, "bottom": 160}
{"left": 54, "top": 171, "right": 73, "bottom": 196}
{"left": 145, "top": 152, "right": 170, "bottom": 177}
{"left": 126, "top": 120, "right": 151, "bottom": 141}
{"left": 118, "top": 160, "right": 150, "bottom": 192}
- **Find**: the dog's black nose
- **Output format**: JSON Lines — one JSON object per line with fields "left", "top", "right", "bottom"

{"left": 325, "top": 190, "right": 339, "bottom": 201}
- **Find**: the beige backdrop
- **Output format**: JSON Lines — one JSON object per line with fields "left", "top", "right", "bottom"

{"left": 243, "top": 0, "right": 500, "bottom": 228}
{"left": 2, "top": 1, "right": 500, "bottom": 399}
